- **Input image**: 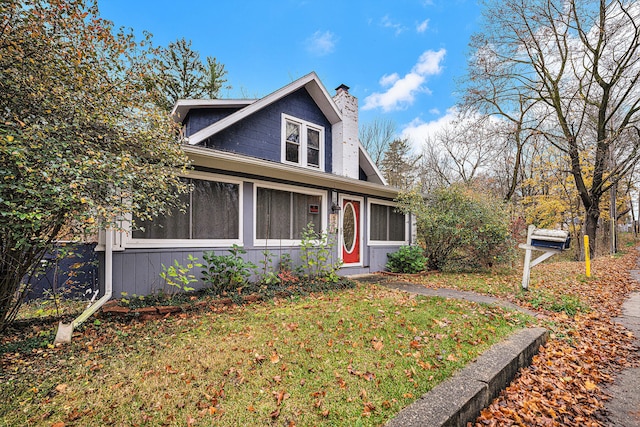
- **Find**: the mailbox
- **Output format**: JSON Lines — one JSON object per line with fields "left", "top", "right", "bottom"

{"left": 520, "top": 225, "right": 570, "bottom": 290}
{"left": 530, "top": 228, "right": 571, "bottom": 250}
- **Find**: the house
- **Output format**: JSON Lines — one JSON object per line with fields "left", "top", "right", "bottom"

{"left": 99, "top": 72, "right": 414, "bottom": 297}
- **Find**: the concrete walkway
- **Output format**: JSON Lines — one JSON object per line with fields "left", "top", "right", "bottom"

{"left": 381, "top": 281, "right": 540, "bottom": 318}
{"left": 603, "top": 274, "right": 640, "bottom": 427}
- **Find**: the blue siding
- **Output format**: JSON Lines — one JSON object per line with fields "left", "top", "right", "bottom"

{"left": 111, "top": 247, "right": 310, "bottom": 297}
{"left": 200, "top": 88, "right": 333, "bottom": 171}
{"left": 184, "top": 108, "right": 242, "bottom": 135}
{"left": 109, "top": 244, "right": 398, "bottom": 297}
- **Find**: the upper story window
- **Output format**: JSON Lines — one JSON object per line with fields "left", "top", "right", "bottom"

{"left": 282, "top": 114, "right": 324, "bottom": 170}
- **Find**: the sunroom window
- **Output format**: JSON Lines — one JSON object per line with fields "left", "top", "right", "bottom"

{"left": 256, "top": 187, "right": 322, "bottom": 241}
{"left": 282, "top": 114, "right": 324, "bottom": 170}
{"left": 132, "top": 178, "right": 240, "bottom": 240}
{"left": 370, "top": 202, "right": 407, "bottom": 243}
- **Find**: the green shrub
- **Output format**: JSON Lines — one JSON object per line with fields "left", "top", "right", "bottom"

{"left": 298, "top": 223, "right": 342, "bottom": 282}
{"left": 159, "top": 255, "right": 202, "bottom": 294}
{"left": 397, "top": 185, "right": 514, "bottom": 271}
{"left": 386, "top": 245, "right": 428, "bottom": 273}
{"left": 201, "top": 245, "right": 257, "bottom": 295}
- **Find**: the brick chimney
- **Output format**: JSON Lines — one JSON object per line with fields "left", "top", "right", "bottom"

{"left": 332, "top": 84, "right": 359, "bottom": 179}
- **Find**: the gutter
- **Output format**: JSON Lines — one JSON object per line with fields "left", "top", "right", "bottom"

{"left": 54, "top": 228, "right": 113, "bottom": 344}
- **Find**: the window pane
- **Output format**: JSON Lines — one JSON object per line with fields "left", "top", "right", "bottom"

{"left": 370, "top": 204, "right": 388, "bottom": 241}
{"left": 307, "top": 128, "right": 320, "bottom": 167}
{"left": 307, "top": 147, "right": 319, "bottom": 167}
{"left": 257, "top": 188, "right": 291, "bottom": 239}
{"left": 285, "top": 121, "right": 300, "bottom": 163}
{"left": 292, "top": 193, "right": 321, "bottom": 239}
{"left": 343, "top": 202, "right": 356, "bottom": 253}
{"left": 286, "top": 121, "right": 300, "bottom": 143}
{"left": 307, "top": 128, "right": 319, "bottom": 149}
{"left": 389, "top": 209, "right": 406, "bottom": 241}
{"left": 192, "top": 180, "right": 239, "bottom": 239}
{"left": 286, "top": 141, "right": 299, "bottom": 163}
{"left": 132, "top": 190, "right": 190, "bottom": 239}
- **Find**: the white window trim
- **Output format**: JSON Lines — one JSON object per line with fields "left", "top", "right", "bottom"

{"left": 125, "top": 171, "right": 244, "bottom": 248}
{"left": 281, "top": 113, "right": 325, "bottom": 171}
{"left": 253, "top": 181, "right": 327, "bottom": 247}
{"left": 367, "top": 198, "right": 410, "bottom": 246}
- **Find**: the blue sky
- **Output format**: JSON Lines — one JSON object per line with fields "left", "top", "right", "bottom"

{"left": 99, "top": 0, "right": 482, "bottom": 150}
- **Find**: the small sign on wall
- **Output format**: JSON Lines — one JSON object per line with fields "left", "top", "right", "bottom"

{"left": 329, "top": 213, "right": 338, "bottom": 234}
{"left": 309, "top": 204, "right": 319, "bottom": 214}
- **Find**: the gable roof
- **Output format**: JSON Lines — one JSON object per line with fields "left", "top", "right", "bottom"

{"left": 358, "top": 143, "right": 387, "bottom": 185}
{"left": 171, "top": 99, "right": 256, "bottom": 122}
{"left": 178, "top": 72, "right": 342, "bottom": 146}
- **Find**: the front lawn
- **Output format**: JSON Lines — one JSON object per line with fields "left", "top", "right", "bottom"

{"left": 1, "top": 284, "right": 529, "bottom": 426}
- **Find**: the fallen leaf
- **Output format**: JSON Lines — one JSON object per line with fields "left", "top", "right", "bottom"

{"left": 273, "top": 390, "right": 290, "bottom": 406}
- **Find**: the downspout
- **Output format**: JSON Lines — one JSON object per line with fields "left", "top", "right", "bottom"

{"left": 54, "top": 228, "right": 113, "bottom": 344}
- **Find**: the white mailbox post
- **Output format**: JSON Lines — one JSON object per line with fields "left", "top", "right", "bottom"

{"left": 519, "top": 225, "right": 571, "bottom": 290}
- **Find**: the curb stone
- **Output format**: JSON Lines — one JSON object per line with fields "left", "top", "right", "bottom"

{"left": 385, "top": 327, "right": 548, "bottom": 427}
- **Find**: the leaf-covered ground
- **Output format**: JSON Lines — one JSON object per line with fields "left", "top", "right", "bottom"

{"left": 0, "top": 284, "right": 529, "bottom": 427}
{"left": 397, "top": 249, "right": 640, "bottom": 426}
{"left": 3, "top": 249, "right": 638, "bottom": 426}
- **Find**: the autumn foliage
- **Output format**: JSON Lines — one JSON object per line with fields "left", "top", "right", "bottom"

{"left": 474, "top": 252, "right": 640, "bottom": 426}
{"left": 0, "top": 0, "right": 189, "bottom": 330}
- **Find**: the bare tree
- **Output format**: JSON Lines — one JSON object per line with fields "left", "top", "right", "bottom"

{"left": 465, "top": 0, "right": 640, "bottom": 255}
{"left": 359, "top": 118, "right": 396, "bottom": 167}
{"left": 420, "top": 116, "right": 504, "bottom": 189}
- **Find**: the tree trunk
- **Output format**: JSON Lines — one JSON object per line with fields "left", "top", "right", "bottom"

{"left": 504, "top": 133, "right": 523, "bottom": 202}
{"left": 584, "top": 203, "right": 600, "bottom": 258}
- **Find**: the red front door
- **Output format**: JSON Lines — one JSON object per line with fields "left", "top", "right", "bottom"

{"left": 342, "top": 199, "right": 360, "bottom": 264}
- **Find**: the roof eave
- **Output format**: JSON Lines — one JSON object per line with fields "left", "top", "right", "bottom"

{"left": 183, "top": 145, "right": 399, "bottom": 199}
{"left": 171, "top": 99, "right": 257, "bottom": 123}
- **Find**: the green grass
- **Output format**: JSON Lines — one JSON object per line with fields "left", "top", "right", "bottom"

{"left": 0, "top": 284, "right": 530, "bottom": 426}
{"left": 516, "top": 288, "right": 589, "bottom": 316}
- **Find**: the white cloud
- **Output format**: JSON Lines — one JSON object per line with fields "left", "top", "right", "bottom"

{"left": 428, "top": 108, "right": 441, "bottom": 115}
{"left": 400, "top": 108, "right": 459, "bottom": 152}
{"left": 381, "top": 15, "right": 407, "bottom": 35}
{"left": 306, "top": 30, "right": 337, "bottom": 56}
{"left": 414, "top": 49, "right": 446, "bottom": 74}
{"left": 363, "top": 49, "right": 446, "bottom": 112}
{"left": 416, "top": 19, "right": 429, "bottom": 33}
{"left": 379, "top": 73, "right": 400, "bottom": 87}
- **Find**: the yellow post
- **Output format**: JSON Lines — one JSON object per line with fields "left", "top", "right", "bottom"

{"left": 584, "top": 235, "right": 591, "bottom": 278}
